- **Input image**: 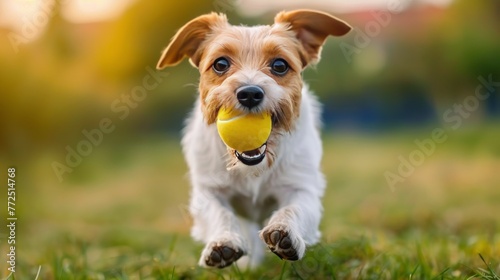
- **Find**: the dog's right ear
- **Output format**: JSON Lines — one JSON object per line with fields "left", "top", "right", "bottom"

{"left": 275, "top": 10, "right": 351, "bottom": 66}
{"left": 156, "top": 13, "right": 228, "bottom": 69}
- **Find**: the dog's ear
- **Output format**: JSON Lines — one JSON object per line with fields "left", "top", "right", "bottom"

{"left": 156, "top": 13, "right": 228, "bottom": 69}
{"left": 274, "top": 9, "right": 351, "bottom": 66}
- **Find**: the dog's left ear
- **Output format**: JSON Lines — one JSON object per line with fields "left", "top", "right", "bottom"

{"left": 157, "top": 13, "right": 228, "bottom": 69}
{"left": 275, "top": 9, "right": 352, "bottom": 66}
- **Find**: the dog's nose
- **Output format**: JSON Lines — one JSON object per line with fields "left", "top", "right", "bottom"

{"left": 236, "top": 85, "right": 264, "bottom": 109}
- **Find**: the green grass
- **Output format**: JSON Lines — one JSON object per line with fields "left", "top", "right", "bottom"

{"left": 2, "top": 127, "right": 500, "bottom": 279}
{"left": 9, "top": 232, "right": 500, "bottom": 279}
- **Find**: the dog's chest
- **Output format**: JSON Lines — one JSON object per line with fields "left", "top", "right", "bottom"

{"left": 225, "top": 170, "right": 272, "bottom": 202}
{"left": 221, "top": 171, "right": 278, "bottom": 221}
{"left": 229, "top": 192, "right": 278, "bottom": 223}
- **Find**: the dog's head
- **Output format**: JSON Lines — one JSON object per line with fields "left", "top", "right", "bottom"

{"left": 157, "top": 10, "right": 351, "bottom": 167}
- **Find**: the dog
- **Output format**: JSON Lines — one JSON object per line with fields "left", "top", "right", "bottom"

{"left": 156, "top": 9, "right": 351, "bottom": 268}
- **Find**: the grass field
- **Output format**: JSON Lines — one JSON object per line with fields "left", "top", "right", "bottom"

{"left": 2, "top": 126, "right": 500, "bottom": 279}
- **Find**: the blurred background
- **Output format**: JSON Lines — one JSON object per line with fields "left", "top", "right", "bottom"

{"left": 0, "top": 0, "right": 499, "bottom": 278}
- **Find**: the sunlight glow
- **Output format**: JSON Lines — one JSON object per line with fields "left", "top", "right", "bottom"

{"left": 62, "top": 0, "right": 136, "bottom": 24}
{"left": 0, "top": 0, "right": 453, "bottom": 38}
{"left": 0, "top": 0, "right": 136, "bottom": 43}
{"left": 0, "top": 0, "right": 136, "bottom": 30}
{"left": 237, "top": 0, "right": 454, "bottom": 16}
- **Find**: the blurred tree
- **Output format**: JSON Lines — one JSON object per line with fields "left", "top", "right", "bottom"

{"left": 90, "top": 0, "right": 213, "bottom": 82}
{"left": 422, "top": 0, "right": 500, "bottom": 116}
{"left": 1, "top": 0, "right": 499, "bottom": 159}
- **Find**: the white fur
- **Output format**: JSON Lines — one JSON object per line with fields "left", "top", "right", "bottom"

{"left": 182, "top": 85, "right": 326, "bottom": 267}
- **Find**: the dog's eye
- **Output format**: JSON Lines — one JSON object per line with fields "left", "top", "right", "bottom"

{"left": 213, "top": 57, "right": 230, "bottom": 74}
{"left": 270, "top": 59, "right": 289, "bottom": 76}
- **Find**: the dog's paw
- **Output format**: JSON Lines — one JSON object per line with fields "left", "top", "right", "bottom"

{"left": 199, "top": 240, "right": 245, "bottom": 268}
{"left": 260, "top": 223, "right": 305, "bottom": 261}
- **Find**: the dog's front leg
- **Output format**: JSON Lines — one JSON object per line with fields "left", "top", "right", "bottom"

{"left": 259, "top": 188, "right": 322, "bottom": 261}
{"left": 190, "top": 187, "right": 246, "bottom": 268}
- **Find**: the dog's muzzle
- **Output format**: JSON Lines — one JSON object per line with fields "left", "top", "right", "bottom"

{"left": 235, "top": 143, "right": 267, "bottom": 166}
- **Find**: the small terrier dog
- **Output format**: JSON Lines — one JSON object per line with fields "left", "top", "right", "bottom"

{"left": 156, "top": 9, "right": 351, "bottom": 268}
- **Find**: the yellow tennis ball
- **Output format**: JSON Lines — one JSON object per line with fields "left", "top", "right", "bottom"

{"left": 216, "top": 107, "right": 272, "bottom": 152}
